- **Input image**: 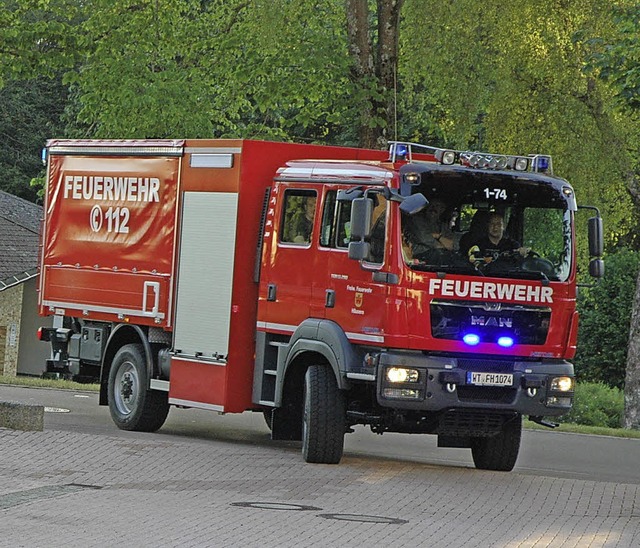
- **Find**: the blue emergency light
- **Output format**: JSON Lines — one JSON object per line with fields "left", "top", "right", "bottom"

{"left": 395, "top": 143, "right": 409, "bottom": 160}
{"left": 463, "top": 333, "right": 481, "bottom": 346}
{"left": 497, "top": 336, "right": 515, "bottom": 348}
{"left": 531, "top": 155, "right": 552, "bottom": 173}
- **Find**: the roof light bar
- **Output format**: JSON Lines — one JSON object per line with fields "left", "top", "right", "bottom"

{"left": 387, "top": 141, "right": 553, "bottom": 174}
{"left": 435, "top": 149, "right": 457, "bottom": 165}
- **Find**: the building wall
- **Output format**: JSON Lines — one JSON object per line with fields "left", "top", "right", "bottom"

{"left": 18, "top": 278, "right": 53, "bottom": 376}
{"left": 0, "top": 283, "right": 23, "bottom": 376}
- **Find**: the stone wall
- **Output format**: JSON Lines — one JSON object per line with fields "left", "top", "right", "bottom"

{"left": 18, "top": 278, "right": 52, "bottom": 376}
{"left": 0, "top": 284, "right": 23, "bottom": 376}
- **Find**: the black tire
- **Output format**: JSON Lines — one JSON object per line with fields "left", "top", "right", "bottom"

{"left": 108, "top": 343, "right": 169, "bottom": 432}
{"left": 471, "top": 414, "right": 522, "bottom": 471}
{"left": 302, "top": 364, "right": 346, "bottom": 464}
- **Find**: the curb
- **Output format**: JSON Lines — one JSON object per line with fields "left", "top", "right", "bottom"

{"left": 0, "top": 401, "right": 44, "bottom": 431}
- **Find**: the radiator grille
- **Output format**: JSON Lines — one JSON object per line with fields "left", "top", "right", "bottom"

{"left": 437, "top": 410, "right": 515, "bottom": 437}
{"left": 431, "top": 300, "right": 550, "bottom": 345}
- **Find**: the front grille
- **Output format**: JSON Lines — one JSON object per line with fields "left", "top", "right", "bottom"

{"left": 437, "top": 410, "right": 514, "bottom": 436}
{"left": 457, "top": 386, "right": 517, "bottom": 404}
{"left": 431, "top": 300, "right": 550, "bottom": 345}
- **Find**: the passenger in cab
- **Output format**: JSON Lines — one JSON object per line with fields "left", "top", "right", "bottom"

{"left": 403, "top": 198, "right": 458, "bottom": 260}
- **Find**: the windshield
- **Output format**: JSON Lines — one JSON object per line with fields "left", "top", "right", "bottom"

{"left": 401, "top": 177, "right": 572, "bottom": 282}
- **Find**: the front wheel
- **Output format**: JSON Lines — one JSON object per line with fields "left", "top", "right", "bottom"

{"left": 302, "top": 364, "right": 346, "bottom": 464}
{"left": 471, "top": 414, "right": 522, "bottom": 471}
{"left": 108, "top": 343, "right": 169, "bottom": 432}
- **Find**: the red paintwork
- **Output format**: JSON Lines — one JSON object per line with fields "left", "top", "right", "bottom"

{"left": 38, "top": 138, "right": 578, "bottom": 413}
{"left": 169, "top": 357, "right": 227, "bottom": 409}
{"left": 40, "top": 153, "right": 179, "bottom": 327}
{"left": 39, "top": 139, "right": 390, "bottom": 412}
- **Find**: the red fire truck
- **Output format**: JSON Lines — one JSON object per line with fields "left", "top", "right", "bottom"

{"left": 38, "top": 139, "right": 603, "bottom": 471}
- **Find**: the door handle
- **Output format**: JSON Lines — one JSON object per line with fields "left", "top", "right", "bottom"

{"left": 325, "top": 289, "right": 336, "bottom": 308}
{"left": 267, "top": 284, "right": 277, "bottom": 301}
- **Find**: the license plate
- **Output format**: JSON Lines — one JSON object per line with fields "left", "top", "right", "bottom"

{"left": 466, "top": 372, "right": 513, "bottom": 387}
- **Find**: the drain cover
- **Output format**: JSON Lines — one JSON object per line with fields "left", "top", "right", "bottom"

{"left": 319, "top": 513, "right": 408, "bottom": 524}
{"left": 231, "top": 502, "right": 321, "bottom": 511}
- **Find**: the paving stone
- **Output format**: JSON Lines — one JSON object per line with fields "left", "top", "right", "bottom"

{"left": 0, "top": 428, "right": 638, "bottom": 547}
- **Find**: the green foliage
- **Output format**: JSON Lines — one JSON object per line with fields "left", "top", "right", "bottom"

{"left": 0, "top": 75, "right": 68, "bottom": 201}
{"left": 561, "top": 382, "right": 624, "bottom": 428}
{"left": 0, "top": 0, "right": 82, "bottom": 83}
{"left": 400, "top": 0, "right": 639, "bottom": 258}
{"left": 575, "top": 248, "right": 640, "bottom": 388}
{"left": 65, "top": 0, "right": 223, "bottom": 138}
{"left": 22, "top": 0, "right": 356, "bottom": 141}
{"left": 585, "top": 5, "right": 640, "bottom": 111}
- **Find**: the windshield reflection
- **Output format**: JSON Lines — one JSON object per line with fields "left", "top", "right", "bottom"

{"left": 402, "top": 201, "right": 572, "bottom": 282}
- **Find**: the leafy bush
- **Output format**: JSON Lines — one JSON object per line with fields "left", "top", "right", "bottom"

{"left": 574, "top": 248, "right": 640, "bottom": 389}
{"left": 561, "top": 382, "right": 624, "bottom": 428}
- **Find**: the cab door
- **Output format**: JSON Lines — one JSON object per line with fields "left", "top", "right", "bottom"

{"left": 318, "top": 189, "right": 393, "bottom": 346}
{"left": 260, "top": 184, "right": 321, "bottom": 332}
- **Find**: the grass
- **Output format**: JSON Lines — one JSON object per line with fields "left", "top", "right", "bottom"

{"left": 523, "top": 419, "right": 640, "bottom": 439}
{"left": 2, "top": 375, "right": 640, "bottom": 439}
{"left": 0, "top": 375, "right": 99, "bottom": 392}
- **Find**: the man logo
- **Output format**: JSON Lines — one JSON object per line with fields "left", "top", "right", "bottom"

{"left": 471, "top": 316, "right": 513, "bottom": 328}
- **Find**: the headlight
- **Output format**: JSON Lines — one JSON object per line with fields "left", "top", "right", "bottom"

{"left": 386, "top": 367, "right": 419, "bottom": 383}
{"left": 550, "top": 376, "right": 574, "bottom": 392}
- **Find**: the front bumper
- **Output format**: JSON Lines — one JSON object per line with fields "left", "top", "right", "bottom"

{"left": 374, "top": 351, "right": 574, "bottom": 417}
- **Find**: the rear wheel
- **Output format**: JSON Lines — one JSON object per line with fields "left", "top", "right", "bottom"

{"left": 108, "top": 343, "right": 169, "bottom": 432}
{"left": 302, "top": 364, "right": 346, "bottom": 464}
{"left": 471, "top": 414, "right": 522, "bottom": 471}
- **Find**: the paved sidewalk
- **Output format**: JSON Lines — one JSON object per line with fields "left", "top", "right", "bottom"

{"left": 1, "top": 426, "right": 639, "bottom": 547}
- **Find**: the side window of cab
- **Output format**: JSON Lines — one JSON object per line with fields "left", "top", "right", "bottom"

{"left": 366, "top": 195, "right": 387, "bottom": 264}
{"left": 280, "top": 189, "right": 317, "bottom": 245}
{"left": 320, "top": 190, "right": 352, "bottom": 249}
{"left": 320, "top": 190, "right": 386, "bottom": 264}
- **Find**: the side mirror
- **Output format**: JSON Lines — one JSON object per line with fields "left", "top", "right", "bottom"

{"left": 399, "top": 193, "right": 428, "bottom": 215}
{"left": 350, "top": 197, "right": 373, "bottom": 240}
{"left": 589, "top": 258, "right": 605, "bottom": 278}
{"left": 588, "top": 216, "right": 603, "bottom": 257}
{"left": 348, "top": 241, "right": 370, "bottom": 260}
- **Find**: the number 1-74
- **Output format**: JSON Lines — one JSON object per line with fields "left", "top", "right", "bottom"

{"left": 484, "top": 188, "right": 507, "bottom": 200}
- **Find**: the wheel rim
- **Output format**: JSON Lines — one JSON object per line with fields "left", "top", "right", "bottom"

{"left": 114, "top": 360, "right": 139, "bottom": 416}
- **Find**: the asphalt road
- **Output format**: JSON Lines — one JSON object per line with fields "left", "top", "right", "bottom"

{"left": 2, "top": 384, "right": 639, "bottom": 485}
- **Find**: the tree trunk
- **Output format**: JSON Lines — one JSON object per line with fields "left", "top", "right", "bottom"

{"left": 624, "top": 246, "right": 640, "bottom": 429}
{"left": 346, "top": 0, "right": 376, "bottom": 148}
{"left": 376, "top": 0, "right": 403, "bottom": 144}
{"left": 624, "top": 172, "right": 640, "bottom": 429}
{"left": 346, "top": 0, "right": 404, "bottom": 149}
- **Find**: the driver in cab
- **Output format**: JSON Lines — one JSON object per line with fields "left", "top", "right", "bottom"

{"left": 467, "top": 212, "right": 529, "bottom": 266}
